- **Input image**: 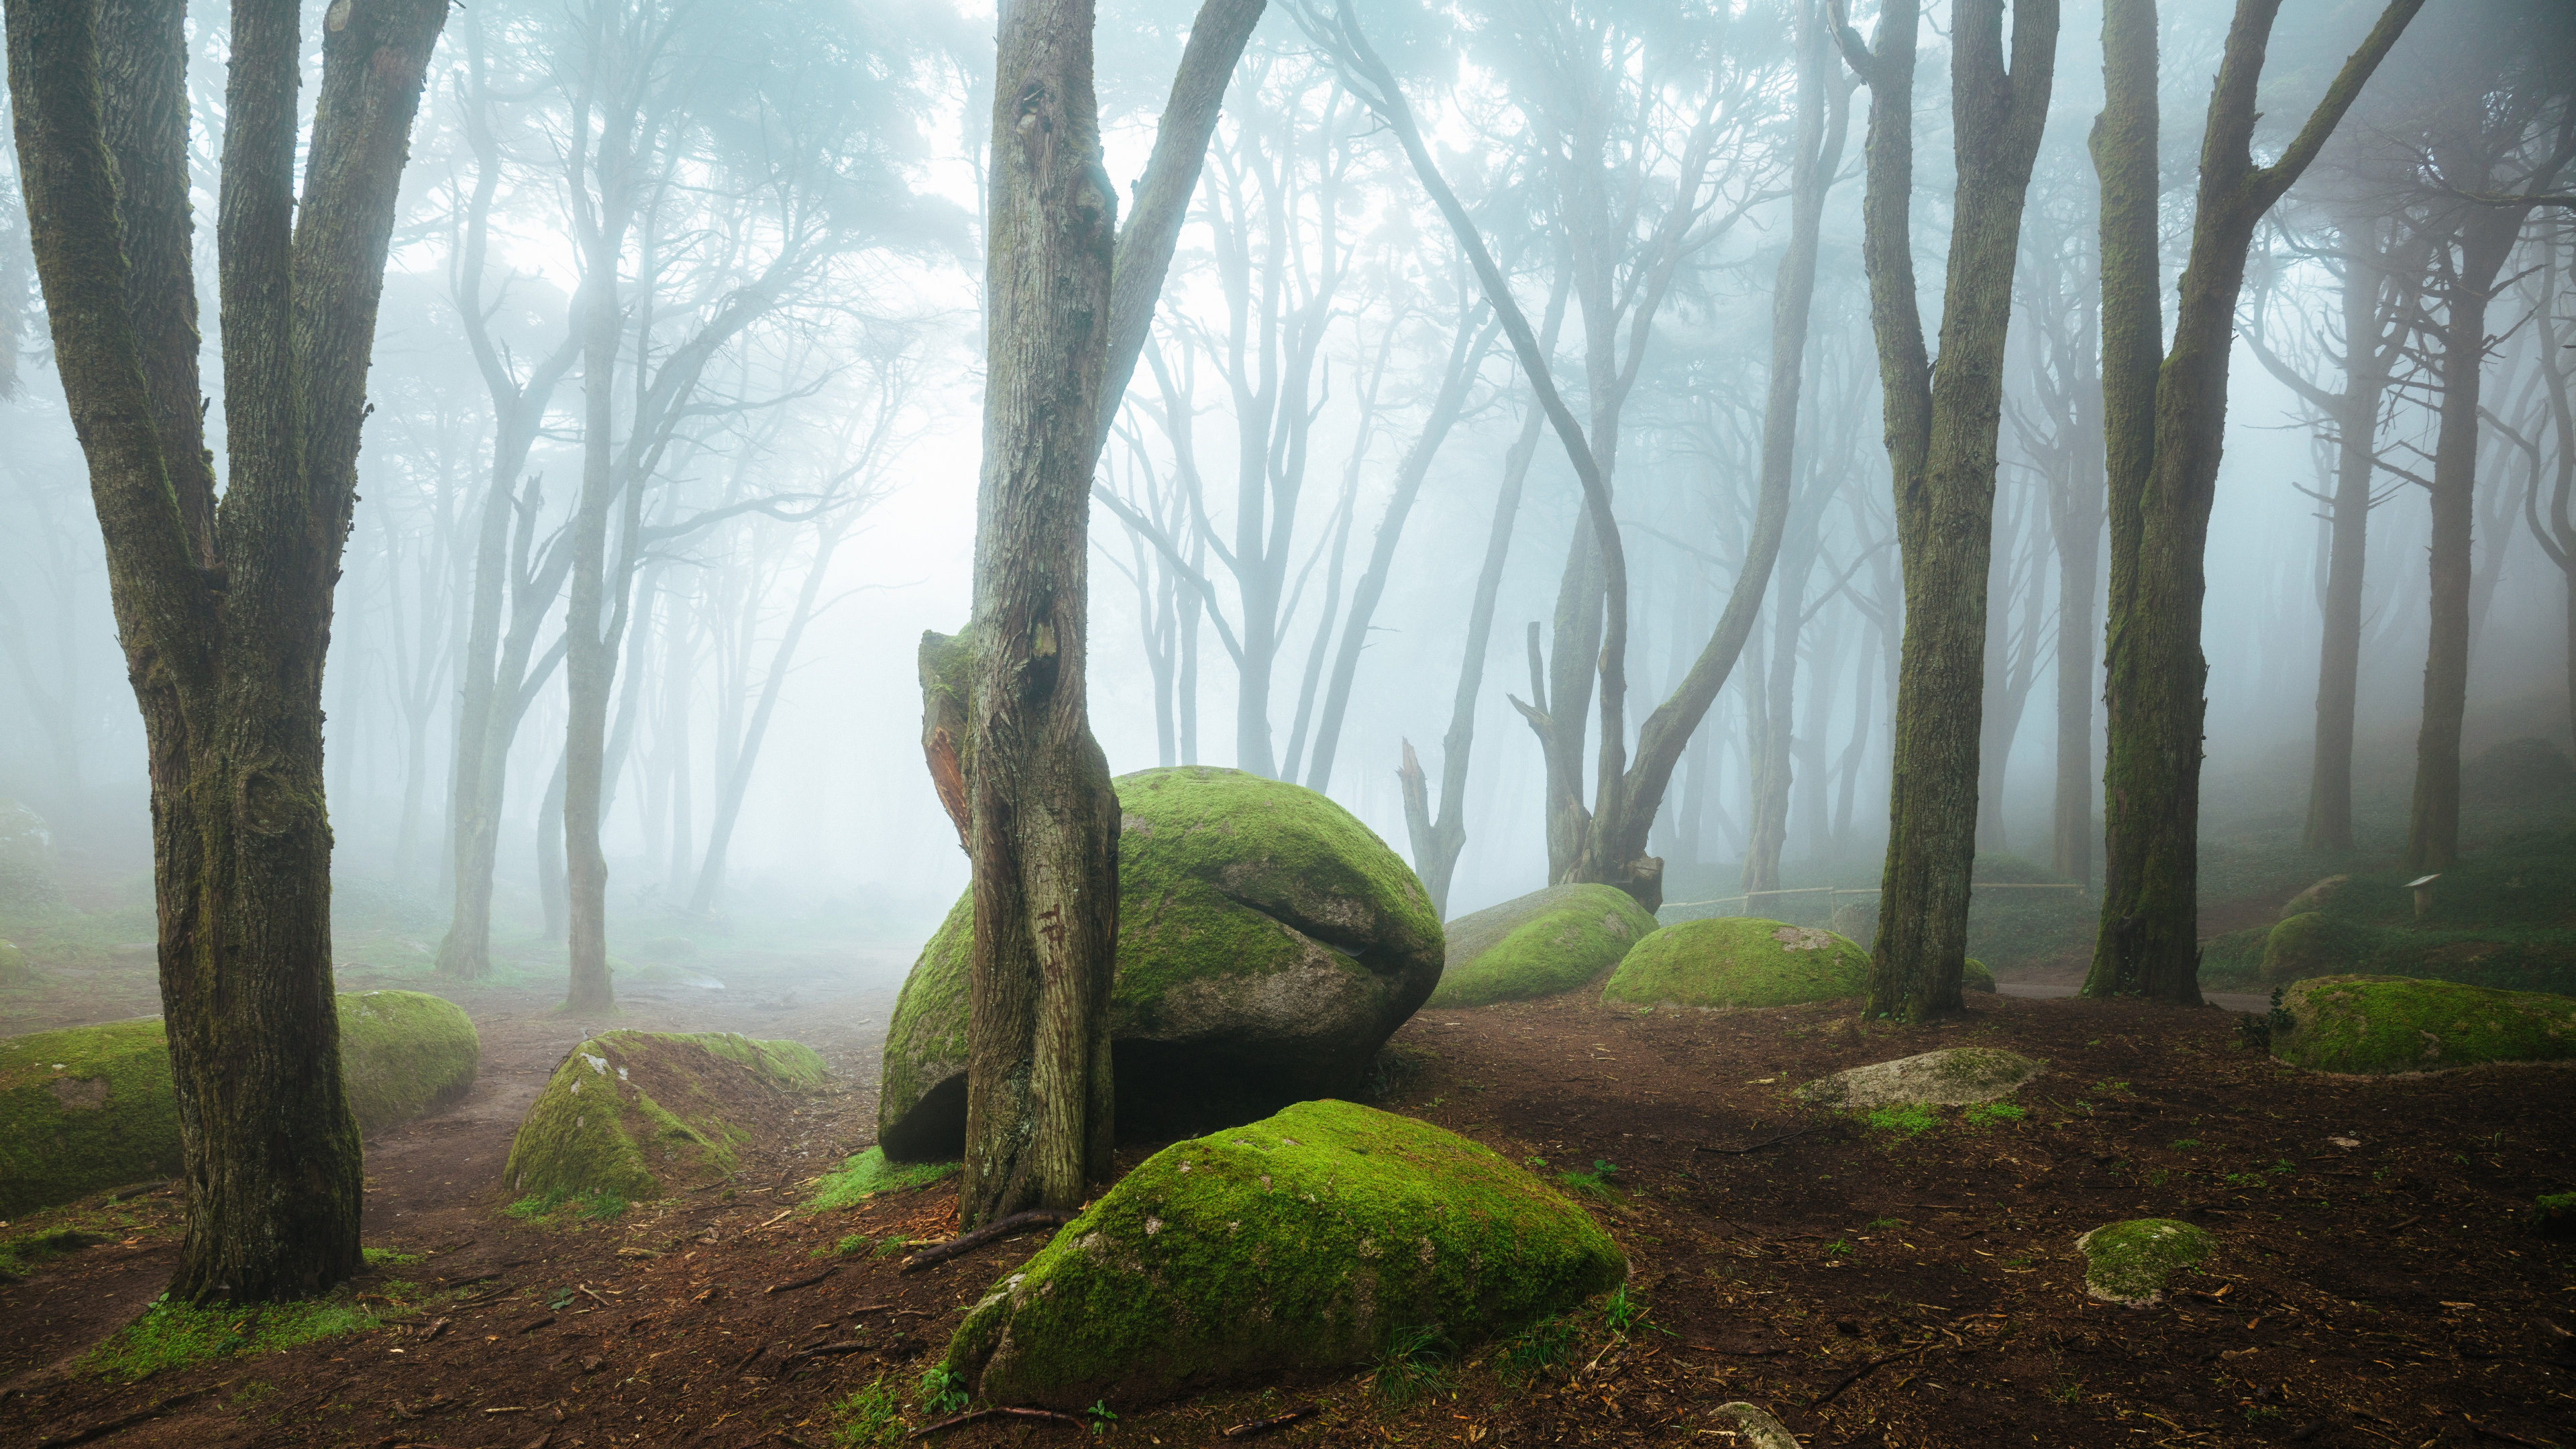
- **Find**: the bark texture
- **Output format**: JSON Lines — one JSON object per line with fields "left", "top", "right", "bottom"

{"left": 1835, "top": 0, "right": 2059, "bottom": 1020}
{"left": 7, "top": 0, "right": 449, "bottom": 1301}
{"left": 2086, "top": 0, "right": 2422, "bottom": 1001}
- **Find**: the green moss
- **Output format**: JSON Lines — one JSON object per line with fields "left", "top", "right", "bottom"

{"left": 0, "top": 1019, "right": 181, "bottom": 1218}
{"left": 1602, "top": 918, "right": 1868, "bottom": 1009}
{"left": 2271, "top": 974, "right": 2576, "bottom": 1074}
{"left": 1864, "top": 1105, "right": 1937, "bottom": 1135}
{"left": 1962, "top": 958, "right": 1996, "bottom": 994}
{"left": 2076, "top": 1218, "right": 2212, "bottom": 1305}
{"left": 808, "top": 1146, "right": 959, "bottom": 1211}
{"left": 1431, "top": 885, "right": 1658, "bottom": 1008}
{"left": 945, "top": 1100, "right": 1625, "bottom": 1407}
{"left": 3, "top": 994, "right": 481, "bottom": 1218}
{"left": 2261, "top": 913, "right": 2387, "bottom": 987}
{"left": 337, "top": 991, "right": 479, "bottom": 1134}
{"left": 362, "top": 1247, "right": 423, "bottom": 1267}
{"left": 882, "top": 767, "right": 1442, "bottom": 1157}
{"left": 2534, "top": 1191, "right": 2576, "bottom": 1238}
{"left": 84, "top": 1286, "right": 431, "bottom": 1380}
{"left": 501, "top": 1030, "right": 822, "bottom": 1209}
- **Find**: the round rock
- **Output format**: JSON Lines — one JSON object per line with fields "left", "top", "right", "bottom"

{"left": 877, "top": 767, "right": 1443, "bottom": 1158}
{"left": 1430, "top": 883, "right": 1657, "bottom": 1008}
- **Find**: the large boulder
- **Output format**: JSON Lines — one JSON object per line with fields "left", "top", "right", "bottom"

{"left": 2277, "top": 875, "right": 2353, "bottom": 922}
{"left": 944, "top": 1099, "right": 1625, "bottom": 1407}
{"left": 0, "top": 991, "right": 480, "bottom": 1217}
{"left": 1796, "top": 1046, "right": 2043, "bottom": 1110}
{"left": 2271, "top": 974, "right": 2576, "bottom": 1074}
{"left": 502, "top": 1031, "right": 824, "bottom": 1207}
{"left": 2260, "top": 911, "right": 2382, "bottom": 985}
{"left": 1430, "top": 884, "right": 1657, "bottom": 1008}
{"left": 879, "top": 767, "right": 1442, "bottom": 1157}
{"left": 1601, "top": 918, "right": 1868, "bottom": 1009}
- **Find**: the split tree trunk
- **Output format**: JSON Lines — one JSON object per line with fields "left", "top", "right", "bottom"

{"left": 2086, "top": 0, "right": 2422, "bottom": 1001}
{"left": 8, "top": 0, "right": 449, "bottom": 1301}
{"left": 1836, "top": 0, "right": 2059, "bottom": 1020}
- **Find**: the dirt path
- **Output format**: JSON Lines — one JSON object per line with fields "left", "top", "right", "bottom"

{"left": 3, "top": 988, "right": 2569, "bottom": 1449}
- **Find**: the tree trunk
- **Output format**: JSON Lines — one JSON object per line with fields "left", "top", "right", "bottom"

{"left": 1837, "top": 0, "right": 2059, "bottom": 1020}
{"left": 562, "top": 209, "right": 623, "bottom": 1014}
{"left": 539, "top": 747, "right": 570, "bottom": 945}
{"left": 8, "top": 0, "right": 447, "bottom": 1301}
{"left": 2303, "top": 219, "right": 2392, "bottom": 854}
{"left": 960, "top": 0, "right": 1128, "bottom": 1227}
{"left": 2088, "top": 0, "right": 2422, "bottom": 1001}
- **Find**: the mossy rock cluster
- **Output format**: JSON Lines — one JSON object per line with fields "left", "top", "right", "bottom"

{"left": 1430, "top": 884, "right": 1657, "bottom": 1008}
{"left": 944, "top": 1099, "right": 1625, "bottom": 1407}
{"left": 2269, "top": 974, "right": 2576, "bottom": 1075}
{"left": 2261, "top": 912, "right": 2380, "bottom": 986}
{"left": 1796, "top": 1046, "right": 2043, "bottom": 1110}
{"left": 2076, "top": 1218, "right": 2212, "bottom": 1306}
{"left": 879, "top": 767, "right": 1443, "bottom": 1158}
{"left": 0, "top": 991, "right": 480, "bottom": 1217}
{"left": 1601, "top": 917, "right": 1868, "bottom": 1009}
{"left": 502, "top": 1030, "right": 826, "bottom": 1205}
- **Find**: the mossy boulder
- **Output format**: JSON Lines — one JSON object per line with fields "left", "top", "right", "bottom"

{"left": 2279, "top": 875, "right": 2353, "bottom": 922}
{"left": 944, "top": 1099, "right": 1625, "bottom": 1407}
{"left": 1796, "top": 1046, "right": 2043, "bottom": 1110}
{"left": 2260, "top": 912, "right": 2383, "bottom": 985}
{"left": 1601, "top": 918, "right": 1867, "bottom": 1010}
{"left": 1828, "top": 900, "right": 1878, "bottom": 948}
{"left": 0, "top": 938, "right": 30, "bottom": 985}
{"left": 337, "top": 991, "right": 480, "bottom": 1134}
{"left": 2076, "top": 1218, "right": 2212, "bottom": 1306}
{"left": 880, "top": 767, "right": 1443, "bottom": 1158}
{"left": 0, "top": 991, "right": 480, "bottom": 1217}
{"left": 2269, "top": 974, "right": 2576, "bottom": 1075}
{"left": 502, "top": 1030, "right": 826, "bottom": 1205}
{"left": 0, "top": 1020, "right": 180, "bottom": 1218}
{"left": 1430, "top": 884, "right": 1657, "bottom": 1008}
{"left": 1962, "top": 958, "right": 1996, "bottom": 994}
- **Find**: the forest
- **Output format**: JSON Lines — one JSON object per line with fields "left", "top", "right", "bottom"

{"left": 0, "top": 0, "right": 2571, "bottom": 1446}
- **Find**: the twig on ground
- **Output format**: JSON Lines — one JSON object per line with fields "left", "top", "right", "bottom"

{"left": 765, "top": 1265, "right": 838, "bottom": 1294}
{"left": 784, "top": 1340, "right": 870, "bottom": 1362}
{"left": 1811, "top": 1342, "right": 1935, "bottom": 1408}
{"left": 1692, "top": 1128, "right": 1813, "bottom": 1155}
{"left": 906, "top": 1407, "right": 1085, "bottom": 1439}
{"left": 2462, "top": 1415, "right": 2551, "bottom": 1448}
{"left": 1686, "top": 1344, "right": 1784, "bottom": 1356}
{"left": 901, "top": 1210, "right": 1077, "bottom": 1273}
{"left": 1222, "top": 1406, "right": 1317, "bottom": 1439}
{"left": 34, "top": 1387, "right": 213, "bottom": 1448}
{"left": 517, "top": 1315, "right": 556, "bottom": 1334}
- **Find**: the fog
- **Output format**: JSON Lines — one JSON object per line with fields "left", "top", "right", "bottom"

{"left": 2, "top": 0, "right": 2569, "bottom": 993}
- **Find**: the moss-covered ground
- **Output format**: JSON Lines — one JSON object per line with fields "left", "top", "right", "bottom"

{"left": 807, "top": 1146, "right": 958, "bottom": 1211}
{"left": 2074, "top": 1218, "right": 2214, "bottom": 1306}
{"left": 1603, "top": 918, "right": 1868, "bottom": 1008}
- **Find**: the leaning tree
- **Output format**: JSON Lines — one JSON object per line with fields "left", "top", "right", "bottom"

{"left": 5, "top": 0, "right": 450, "bottom": 1300}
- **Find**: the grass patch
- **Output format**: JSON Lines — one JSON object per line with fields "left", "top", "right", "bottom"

{"left": 918, "top": 1362, "right": 971, "bottom": 1416}
{"left": 86, "top": 1286, "right": 428, "bottom": 1380}
{"left": 814, "top": 1233, "right": 873, "bottom": 1260}
{"left": 362, "top": 1247, "right": 423, "bottom": 1268}
{"left": 1554, "top": 1159, "right": 1621, "bottom": 1201}
{"left": 830, "top": 1375, "right": 908, "bottom": 1446}
{"left": 1964, "top": 1102, "right": 2028, "bottom": 1126}
{"left": 806, "top": 1148, "right": 958, "bottom": 1212}
{"left": 504, "top": 1187, "right": 630, "bottom": 1224}
{"left": 1371, "top": 1324, "right": 1450, "bottom": 1406}
{"left": 1865, "top": 1104, "right": 1937, "bottom": 1136}
{"left": 1494, "top": 1314, "right": 1579, "bottom": 1384}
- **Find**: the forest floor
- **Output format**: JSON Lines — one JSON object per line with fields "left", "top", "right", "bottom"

{"left": 2, "top": 973, "right": 2570, "bottom": 1449}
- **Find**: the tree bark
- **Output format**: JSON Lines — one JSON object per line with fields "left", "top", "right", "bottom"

{"left": 7, "top": 0, "right": 449, "bottom": 1301}
{"left": 1834, "top": 0, "right": 2060, "bottom": 1020}
{"left": 2087, "top": 0, "right": 2422, "bottom": 1001}
{"left": 960, "top": 0, "right": 1126, "bottom": 1227}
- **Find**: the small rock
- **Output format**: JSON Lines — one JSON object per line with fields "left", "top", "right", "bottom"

{"left": 2076, "top": 1218, "right": 2212, "bottom": 1306}
{"left": 1796, "top": 1047, "right": 2045, "bottom": 1110}
{"left": 1706, "top": 1403, "right": 1799, "bottom": 1449}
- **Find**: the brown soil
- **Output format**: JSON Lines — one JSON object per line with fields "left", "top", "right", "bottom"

{"left": 2, "top": 985, "right": 2569, "bottom": 1449}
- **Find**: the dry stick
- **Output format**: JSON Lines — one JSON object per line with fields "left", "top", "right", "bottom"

{"left": 900, "top": 1210, "right": 1077, "bottom": 1273}
{"left": 2462, "top": 1417, "right": 2550, "bottom": 1448}
{"left": 765, "top": 1265, "right": 839, "bottom": 1294}
{"left": 906, "top": 1407, "right": 1086, "bottom": 1440}
{"left": 1809, "top": 1342, "right": 1936, "bottom": 1408}
{"left": 1222, "top": 1406, "right": 1318, "bottom": 1440}
{"left": 784, "top": 1341, "right": 870, "bottom": 1362}
{"left": 34, "top": 1387, "right": 213, "bottom": 1449}
{"left": 1692, "top": 1128, "right": 1813, "bottom": 1155}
